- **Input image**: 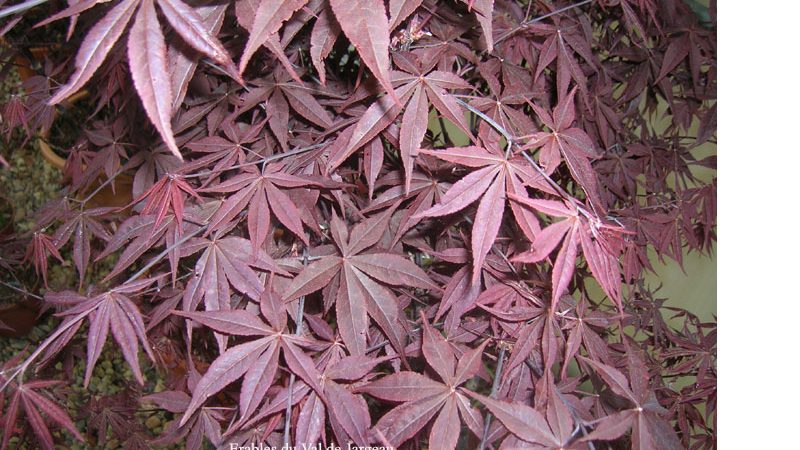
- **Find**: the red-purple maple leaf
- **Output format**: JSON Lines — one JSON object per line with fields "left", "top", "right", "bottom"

{"left": 510, "top": 194, "right": 624, "bottom": 311}
{"left": 42, "top": 277, "right": 159, "bottom": 387}
{"left": 134, "top": 172, "right": 200, "bottom": 231}
{"left": 327, "top": 51, "right": 474, "bottom": 193}
{"left": 142, "top": 365, "right": 225, "bottom": 450}
{"left": 364, "top": 158, "right": 453, "bottom": 246}
{"left": 180, "top": 235, "right": 288, "bottom": 351}
{"left": 362, "top": 316, "right": 487, "bottom": 450}
{"left": 200, "top": 163, "right": 323, "bottom": 253}
{"left": 52, "top": 206, "right": 114, "bottom": 287}
{"left": 282, "top": 208, "right": 438, "bottom": 356}
{"left": 578, "top": 339, "right": 683, "bottom": 450}
{"left": 525, "top": 88, "right": 603, "bottom": 209}
{"left": 173, "top": 286, "right": 323, "bottom": 427}
{"left": 529, "top": 18, "right": 598, "bottom": 99}
{"left": 184, "top": 117, "right": 264, "bottom": 178}
{"left": 414, "top": 142, "right": 553, "bottom": 283}
{"left": 468, "top": 385, "right": 588, "bottom": 449}
{"left": 295, "top": 354, "right": 391, "bottom": 447}
{"left": 246, "top": 67, "right": 334, "bottom": 151}
{"left": 97, "top": 201, "right": 218, "bottom": 283}
{"left": 24, "top": 231, "right": 63, "bottom": 289}
{"left": 1, "top": 371, "right": 84, "bottom": 450}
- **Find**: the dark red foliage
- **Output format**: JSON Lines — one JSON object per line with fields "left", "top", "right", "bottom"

{"left": 0, "top": 0, "right": 716, "bottom": 449}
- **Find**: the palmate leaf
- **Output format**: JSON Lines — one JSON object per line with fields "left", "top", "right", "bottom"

{"left": 327, "top": 63, "right": 473, "bottom": 193}
{"left": 244, "top": 68, "right": 334, "bottom": 151}
{"left": 579, "top": 344, "right": 684, "bottom": 450}
{"left": 471, "top": 60, "right": 538, "bottom": 139}
{"left": 50, "top": 208, "right": 113, "bottom": 289}
{"left": 467, "top": 385, "right": 591, "bottom": 450}
{"left": 1, "top": 377, "right": 84, "bottom": 450}
{"left": 398, "top": 68, "right": 475, "bottom": 193}
{"left": 525, "top": 88, "right": 603, "bottom": 209}
{"left": 282, "top": 209, "right": 437, "bottom": 356}
{"left": 365, "top": 165, "right": 451, "bottom": 245}
{"left": 528, "top": 18, "right": 596, "bottom": 100}
{"left": 509, "top": 193, "right": 625, "bottom": 311}
{"left": 415, "top": 142, "right": 553, "bottom": 283}
{"left": 96, "top": 201, "right": 218, "bottom": 283}
{"left": 295, "top": 354, "right": 390, "bottom": 447}
{"left": 561, "top": 298, "right": 613, "bottom": 378}
{"left": 143, "top": 380, "right": 224, "bottom": 450}
{"left": 37, "top": 278, "right": 160, "bottom": 388}
{"left": 173, "top": 301, "right": 324, "bottom": 427}
{"left": 363, "top": 318, "right": 487, "bottom": 450}
{"left": 478, "top": 291, "right": 551, "bottom": 378}
{"left": 24, "top": 231, "right": 64, "bottom": 289}
{"left": 467, "top": 392, "right": 559, "bottom": 448}
{"left": 184, "top": 117, "right": 262, "bottom": 176}
{"left": 134, "top": 172, "right": 200, "bottom": 231}
{"left": 326, "top": 79, "right": 417, "bottom": 172}
{"left": 42, "top": 206, "right": 109, "bottom": 288}
{"left": 200, "top": 163, "right": 324, "bottom": 253}
{"left": 5, "top": 1, "right": 717, "bottom": 448}
{"left": 180, "top": 235, "right": 289, "bottom": 339}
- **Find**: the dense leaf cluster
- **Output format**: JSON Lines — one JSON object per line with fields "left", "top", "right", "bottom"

{"left": 0, "top": 0, "right": 716, "bottom": 449}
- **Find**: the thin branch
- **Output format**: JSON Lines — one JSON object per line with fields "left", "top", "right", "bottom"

{"left": 0, "top": 280, "right": 43, "bottom": 300}
{"left": 454, "top": 98, "right": 571, "bottom": 200}
{"left": 495, "top": 0, "right": 594, "bottom": 45}
{"left": 437, "top": 111, "right": 453, "bottom": 146}
{"left": 283, "top": 247, "right": 309, "bottom": 446}
{"left": 555, "top": 383, "right": 597, "bottom": 450}
{"left": 455, "top": 98, "right": 513, "bottom": 143}
{"left": 478, "top": 345, "right": 507, "bottom": 450}
{"left": 181, "top": 142, "right": 327, "bottom": 180}
{"left": 455, "top": 97, "right": 604, "bottom": 224}
{"left": 122, "top": 224, "right": 207, "bottom": 286}
{"left": 77, "top": 167, "right": 128, "bottom": 206}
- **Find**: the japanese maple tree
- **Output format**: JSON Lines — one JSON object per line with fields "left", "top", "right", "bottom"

{"left": 0, "top": 0, "right": 716, "bottom": 449}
